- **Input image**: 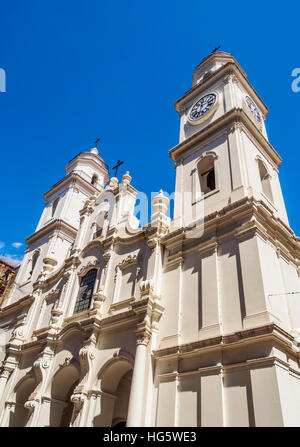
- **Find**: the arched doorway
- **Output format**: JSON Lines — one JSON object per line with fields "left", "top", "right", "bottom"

{"left": 93, "top": 358, "right": 132, "bottom": 427}
{"left": 9, "top": 375, "right": 36, "bottom": 427}
{"left": 112, "top": 370, "right": 132, "bottom": 427}
{"left": 50, "top": 363, "right": 79, "bottom": 427}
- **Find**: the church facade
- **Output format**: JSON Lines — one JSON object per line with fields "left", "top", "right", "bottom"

{"left": 1, "top": 52, "right": 300, "bottom": 427}
{"left": 0, "top": 261, "right": 17, "bottom": 308}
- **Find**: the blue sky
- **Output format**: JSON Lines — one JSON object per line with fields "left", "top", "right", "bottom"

{"left": 0, "top": 0, "right": 299, "bottom": 266}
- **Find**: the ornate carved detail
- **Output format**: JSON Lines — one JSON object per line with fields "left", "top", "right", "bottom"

{"left": 0, "top": 352, "right": 20, "bottom": 378}
{"left": 227, "top": 121, "right": 243, "bottom": 135}
{"left": 10, "top": 326, "right": 26, "bottom": 342}
{"left": 92, "top": 290, "right": 106, "bottom": 312}
{"left": 0, "top": 368, "right": 11, "bottom": 380}
{"left": 147, "top": 237, "right": 159, "bottom": 249}
{"left": 59, "top": 355, "right": 73, "bottom": 369}
{"left": 103, "top": 250, "right": 113, "bottom": 263}
{"left": 80, "top": 197, "right": 96, "bottom": 217}
{"left": 44, "top": 288, "right": 60, "bottom": 302}
{"left": 63, "top": 269, "right": 73, "bottom": 280}
{"left": 70, "top": 393, "right": 85, "bottom": 412}
{"left": 175, "top": 158, "right": 184, "bottom": 167}
{"left": 223, "top": 73, "right": 238, "bottom": 85}
{"left": 136, "top": 333, "right": 151, "bottom": 346}
{"left": 117, "top": 253, "right": 140, "bottom": 271}
{"left": 5, "top": 401, "right": 16, "bottom": 410}
{"left": 24, "top": 399, "right": 38, "bottom": 412}
{"left": 49, "top": 305, "right": 63, "bottom": 328}
{"left": 33, "top": 357, "right": 50, "bottom": 372}
{"left": 139, "top": 279, "right": 154, "bottom": 298}
{"left": 79, "top": 345, "right": 96, "bottom": 362}
{"left": 78, "top": 259, "right": 101, "bottom": 277}
{"left": 32, "top": 345, "right": 54, "bottom": 385}
{"left": 78, "top": 333, "right": 97, "bottom": 382}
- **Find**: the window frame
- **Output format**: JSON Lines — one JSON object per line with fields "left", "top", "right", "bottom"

{"left": 192, "top": 152, "right": 219, "bottom": 205}
{"left": 73, "top": 268, "right": 97, "bottom": 315}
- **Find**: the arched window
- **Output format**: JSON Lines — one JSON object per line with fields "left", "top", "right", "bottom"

{"left": 93, "top": 225, "right": 103, "bottom": 239}
{"left": 73, "top": 269, "right": 97, "bottom": 314}
{"left": 52, "top": 198, "right": 60, "bottom": 218}
{"left": 258, "top": 160, "right": 273, "bottom": 202}
{"left": 197, "top": 155, "right": 216, "bottom": 194}
{"left": 91, "top": 174, "right": 98, "bottom": 186}
{"left": 29, "top": 251, "right": 39, "bottom": 278}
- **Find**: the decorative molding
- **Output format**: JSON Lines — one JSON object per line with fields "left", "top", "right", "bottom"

{"left": 117, "top": 253, "right": 140, "bottom": 272}
{"left": 92, "top": 290, "right": 106, "bottom": 312}
{"left": 175, "top": 62, "right": 268, "bottom": 118}
{"left": 78, "top": 259, "right": 102, "bottom": 277}
{"left": 58, "top": 355, "right": 73, "bottom": 369}
{"left": 44, "top": 288, "right": 60, "bottom": 302}
{"left": 25, "top": 219, "right": 77, "bottom": 246}
{"left": 169, "top": 108, "right": 281, "bottom": 167}
{"left": 222, "top": 73, "right": 239, "bottom": 85}
{"left": 103, "top": 250, "right": 113, "bottom": 263}
{"left": 136, "top": 333, "right": 151, "bottom": 346}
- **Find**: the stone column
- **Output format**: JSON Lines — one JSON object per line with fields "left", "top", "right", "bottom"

{"left": 0, "top": 401, "right": 15, "bottom": 426}
{"left": 126, "top": 333, "right": 150, "bottom": 427}
{"left": 0, "top": 369, "right": 11, "bottom": 400}
{"left": 173, "top": 159, "right": 184, "bottom": 229}
{"left": 72, "top": 198, "right": 95, "bottom": 255}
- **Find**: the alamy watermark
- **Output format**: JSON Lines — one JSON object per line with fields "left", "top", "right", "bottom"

{"left": 291, "top": 68, "right": 300, "bottom": 93}
{"left": 0, "top": 68, "right": 6, "bottom": 92}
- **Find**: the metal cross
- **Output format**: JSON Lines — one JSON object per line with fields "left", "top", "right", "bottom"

{"left": 94, "top": 138, "right": 100, "bottom": 147}
{"left": 112, "top": 160, "right": 124, "bottom": 177}
{"left": 212, "top": 45, "right": 221, "bottom": 53}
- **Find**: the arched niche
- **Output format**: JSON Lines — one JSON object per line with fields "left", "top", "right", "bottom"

{"left": 93, "top": 357, "right": 133, "bottom": 427}
{"left": 257, "top": 158, "right": 273, "bottom": 203}
{"left": 9, "top": 375, "right": 36, "bottom": 427}
{"left": 50, "top": 363, "right": 79, "bottom": 427}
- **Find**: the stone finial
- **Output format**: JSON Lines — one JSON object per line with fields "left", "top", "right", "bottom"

{"left": 90, "top": 147, "right": 99, "bottom": 155}
{"left": 151, "top": 190, "right": 170, "bottom": 215}
{"left": 122, "top": 171, "right": 132, "bottom": 185}
{"left": 150, "top": 190, "right": 170, "bottom": 232}
{"left": 108, "top": 177, "right": 118, "bottom": 189}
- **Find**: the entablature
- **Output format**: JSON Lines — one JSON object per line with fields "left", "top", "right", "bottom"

{"left": 169, "top": 107, "right": 281, "bottom": 167}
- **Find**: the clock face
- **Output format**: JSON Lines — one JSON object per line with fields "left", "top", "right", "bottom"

{"left": 245, "top": 96, "right": 262, "bottom": 123}
{"left": 189, "top": 93, "right": 216, "bottom": 122}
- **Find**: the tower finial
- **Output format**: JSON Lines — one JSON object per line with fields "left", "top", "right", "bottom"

{"left": 211, "top": 45, "right": 221, "bottom": 53}
{"left": 90, "top": 138, "right": 100, "bottom": 155}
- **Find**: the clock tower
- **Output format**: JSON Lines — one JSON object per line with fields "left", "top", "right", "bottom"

{"left": 170, "top": 52, "right": 288, "bottom": 230}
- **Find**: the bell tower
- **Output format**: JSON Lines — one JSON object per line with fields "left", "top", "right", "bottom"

{"left": 170, "top": 52, "right": 288, "bottom": 229}
{"left": 8, "top": 147, "right": 109, "bottom": 304}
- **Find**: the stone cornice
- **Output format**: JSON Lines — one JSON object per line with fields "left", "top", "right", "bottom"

{"left": 0, "top": 294, "right": 34, "bottom": 318}
{"left": 193, "top": 52, "right": 247, "bottom": 81}
{"left": 169, "top": 107, "right": 281, "bottom": 167}
{"left": 80, "top": 239, "right": 103, "bottom": 257}
{"left": 111, "top": 229, "right": 146, "bottom": 246}
{"left": 66, "top": 151, "right": 108, "bottom": 175}
{"left": 153, "top": 323, "right": 299, "bottom": 360}
{"left": 25, "top": 219, "right": 77, "bottom": 246}
{"left": 174, "top": 61, "right": 269, "bottom": 117}
{"left": 162, "top": 197, "right": 300, "bottom": 267}
{"left": 43, "top": 171, "right": 101, "bottom": 201}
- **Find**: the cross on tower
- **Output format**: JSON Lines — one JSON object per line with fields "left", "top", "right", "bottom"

{"left": 112, "top": 160, "right": 124, "bottom": 177}
{"left": 94, "top": 138, "right": 100, "bottom": 148}
{"left": 211, "top": 45, "right": 221, "bottom": 53}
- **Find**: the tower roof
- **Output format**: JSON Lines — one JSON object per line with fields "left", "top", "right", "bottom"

{"left": 192, "top": 51, "right": 247, "bottom": 87}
